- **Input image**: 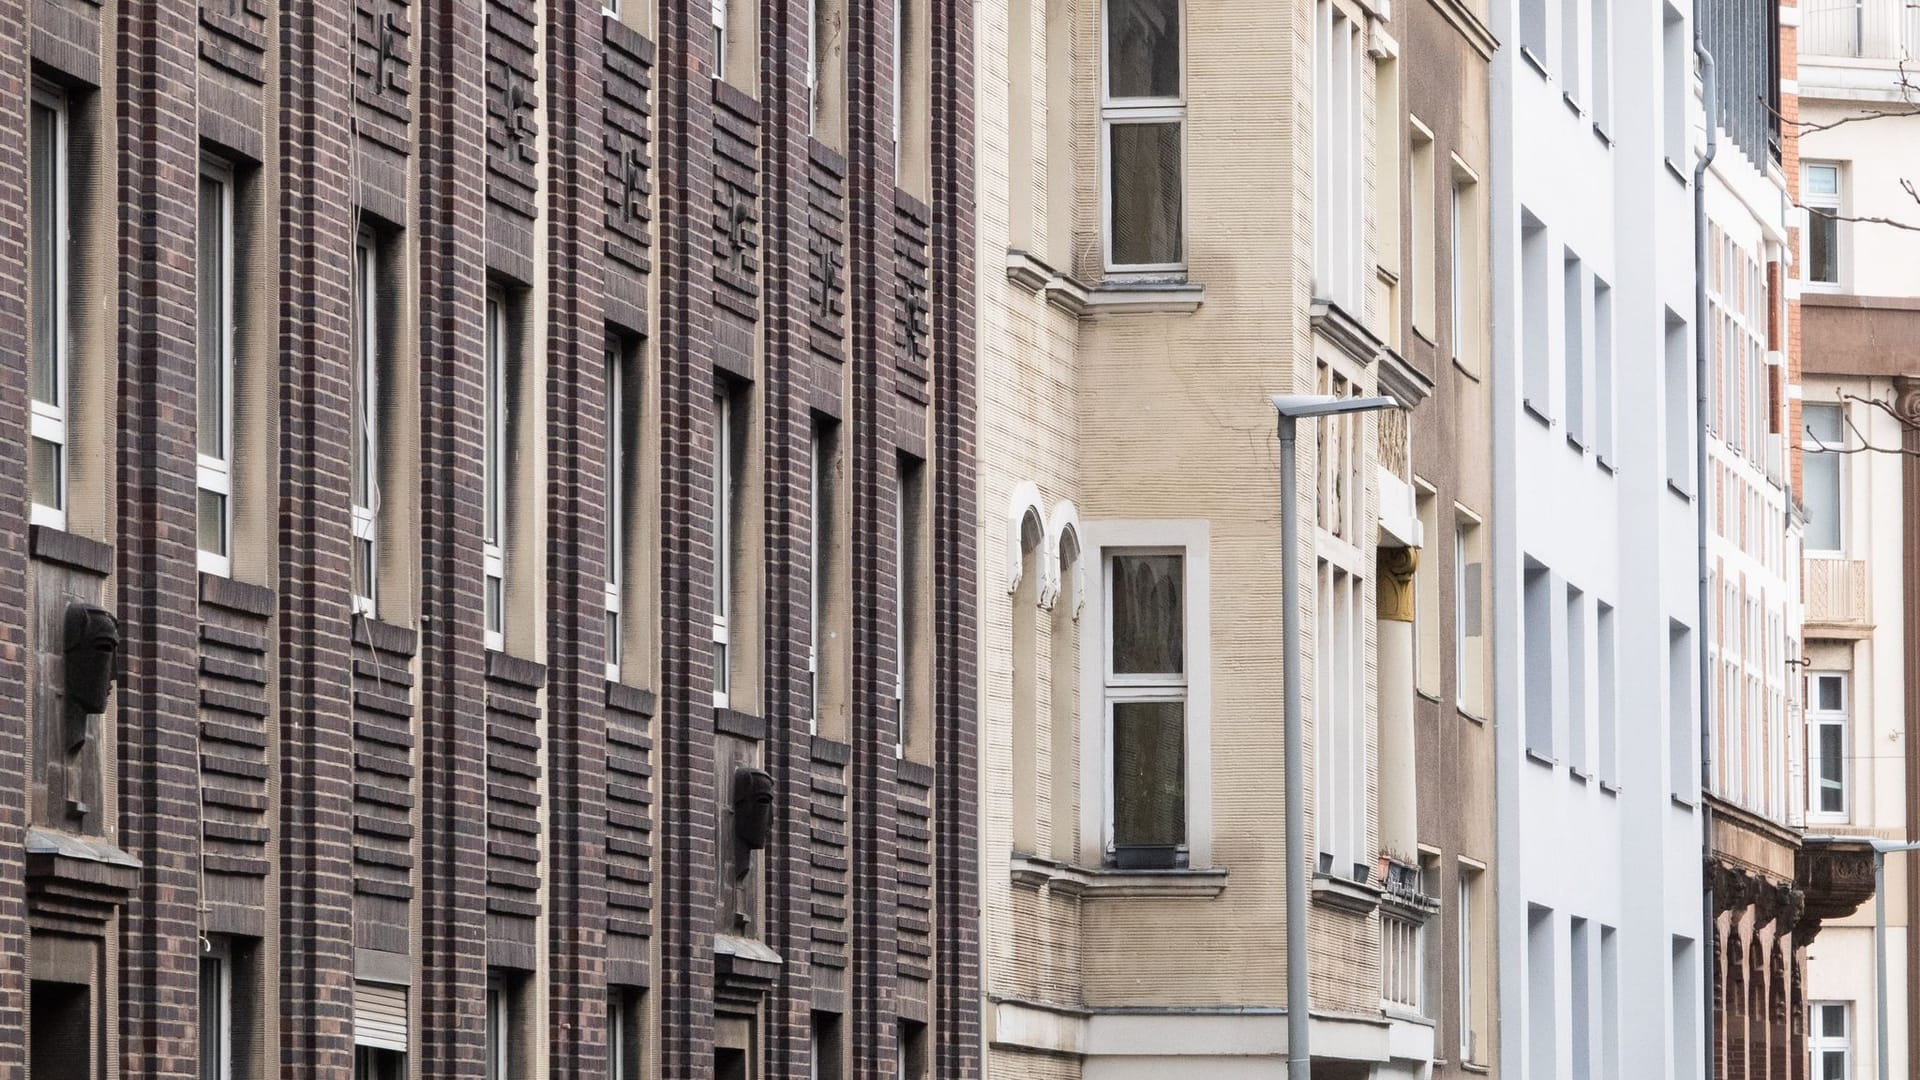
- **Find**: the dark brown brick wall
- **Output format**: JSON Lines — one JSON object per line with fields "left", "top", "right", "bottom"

{"left": 7, "top": 0, "right": 973, "bottom": 1077}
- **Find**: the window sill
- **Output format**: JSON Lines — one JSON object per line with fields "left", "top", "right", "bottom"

{"left": 1073, "top": 280, "right": 1206, "bottom": 317}
{"left": 1311, "top": 298, "right": 1387, "bottom": 367}
{"left": 1566, "top": 432, "right": 1587, "bottom": 454}
{"left": 1664, "top": 157, "right": 1691, "bottom": 186}
{"left": 1462, "top": 1061, "right": 1493, "bottom": 1074}
{"left": 1592, "top": 121, "right": 1613, "bottom": 147}
{"left": 1417, "top": 688, "right": 1444, "bottom": 705}
{"left": 1667, "top": 478, "right": 1694, "bottom": 502}
{"left": 1600, "top": 780, "right": 1621, "bottom": 796}
{"left": 1562, "top": 91, "right": 1584, "bottom": 116}
{"left": 1524, "top": 747, "right": 1556, "bottom": 768}
{"left": 1520, "top": 46, "right": 1550, "bottom": 79}
{"left": 1451, "top": 355, "right": 1483, "bottom": 384}
{"left": 30, "top": 524, "right": 114, "bottom": 576}
{"left": 1310, "top": 873, "right": 1383, "bottom": 916}
{"left": 1672, "top": 792, "right": 1699, "bottom": 809}
{"left": 1459, "top": 706, "right": 1488, "bottom": 726}
{"left": 1008, "top": 853, "right": 1228, "bottom": 899}
{"left": 1522, "top": 398, "right": 1553, "bottom": 427}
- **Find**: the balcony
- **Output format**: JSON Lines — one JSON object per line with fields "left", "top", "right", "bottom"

{"left": 1802, "top": 0, "right": 1920, "bottom": 61}
{"left": 1803, "top": 557, "right": 1873, "bottom": 636}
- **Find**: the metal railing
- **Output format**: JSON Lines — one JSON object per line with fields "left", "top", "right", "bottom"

{"left": 1802, "top": 0, "right": 1920, "bottom": 60}
{"left": 1381, "top": 910, "right": 1426, "bottom": 1014}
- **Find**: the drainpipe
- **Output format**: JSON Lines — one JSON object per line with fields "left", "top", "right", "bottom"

{"left": 1693, "top": 33, "right": 1719, "bottom": 1080}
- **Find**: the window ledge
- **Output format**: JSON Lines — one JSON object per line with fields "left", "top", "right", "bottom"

{"left": 1525, "top": 747, "right": 1556, "bottom": 768}
{"left": 1520, "top": 46, "right": 1550, "bottom": 78}
{"left": 1310, "top": 873, "right": 1383, "bottom": 915}
{"left": 1074, "top": 280, "right": 1206, "bottom": 317}
{"left": 30, "top": 524, "right": 114, "bottom": 576}
{"left": 1310, "top": 298, "right": 1386, "bottom": 367}
{"left": 1008, "top": 853, "right": 1227, "bottom": 899}
{"left": 1522, "top": 398, "right": 1554, "bottom": 427}
{"left": 1664, "top": 157, "right": 1691, "bottom": 186}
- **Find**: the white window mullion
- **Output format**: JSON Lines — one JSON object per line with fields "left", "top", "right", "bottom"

{"left": 712, "top": 388, "right": 732, "bottom": 708}
{"left": 198, "top": 161, "right": 237, "bottom": 578}
{"left": 606, "top": 344, "right": 624, "bottom": 682}
{"left": 352, "top": 231, "right": 380, "bottom": 616}
{"left": 484, "top": 292, "right": 508, "bottom": 652}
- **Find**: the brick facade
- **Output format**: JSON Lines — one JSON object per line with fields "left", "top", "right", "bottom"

{"left": 2, "top": 0, "right": 975, "bottom": 1077}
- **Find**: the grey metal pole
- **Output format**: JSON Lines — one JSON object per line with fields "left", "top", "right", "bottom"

{"left": 1879, "top": 849, "right": 1890, "bottom": 1080}
{"left": 1280, "top": 414, "right": 1311, "bottom": 1080}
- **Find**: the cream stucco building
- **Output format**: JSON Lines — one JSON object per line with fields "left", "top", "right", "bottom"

{"left": 975, "top": 0, "right": 1471, "bottom": 1075}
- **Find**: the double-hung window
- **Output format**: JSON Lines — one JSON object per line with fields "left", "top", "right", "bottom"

{"left": 1804, "top": 164, "right": 1842, "bottom": 287}
{"left": 198, "top": 160, "right": 238, "bottom": 576}
{"left": 710, "top": 0, "right": 728, "bottom": 81}
{"left": 1101, "top": 0, "right": 1184, "bottom": 272}
{"left": 605, "top": 344, "right": 625, "bottom": 680}
{"left": 29, "top": 87, "right": 69, "bottom": 531}
{"left": 352, "top": 231, "right": 380, "bottom": 615}
{"left": 1811, "top": 1003, "right": 1852, "bottom": 1080}
{"left": 1103, "top": 549, "right": 1187, "bottom": 866}
{"left": 1807, "top": 672, "right": 1848, "bottom": 820}
{"left": 483, "top": 292, "right": 509, "bottom": 651}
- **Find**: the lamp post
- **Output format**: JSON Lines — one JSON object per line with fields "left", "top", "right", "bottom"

{"left": 1805, "top": 835, "right": 1920, "bottom": 1080}
{"left": 1271, "top": 393, "right": 1398, "bottom": 1080}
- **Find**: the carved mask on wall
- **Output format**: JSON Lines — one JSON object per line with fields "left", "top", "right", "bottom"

{"left": 731, "top": 767, "right": 776, "bottom": 852}
{"left": 63, "top": 604, "right": 120, "bottom": 716}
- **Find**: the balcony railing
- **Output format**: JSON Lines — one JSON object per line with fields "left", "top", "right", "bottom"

{"left": 1802, "top": 0, "right": 1920, "bottom": 60}
{"left": 1381, "top": 910, "right": 1426, "bottom": 1014}
{"left": 1803, "top": 557, "right": 1872, "bottom": 630}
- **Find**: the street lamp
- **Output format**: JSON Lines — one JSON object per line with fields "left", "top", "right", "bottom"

{"left": 1271, "top": 393, "right": 1398, "bottom": 1080}
{"left": 1804, "top": 836, "right": 1920, "bottom": 1080}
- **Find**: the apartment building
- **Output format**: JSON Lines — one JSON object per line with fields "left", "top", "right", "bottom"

{"left": 1488, "top": 0, "right": 1707, "bottom": 1071}
{"left": 1795, "top": 10, "right": 1920, "bottom": 1073}
{"left": 8, "top": 1, "right": 976, "bottom": 1078}
{"left": 977, "top": 0, "right": 1476, "bottom": 1075}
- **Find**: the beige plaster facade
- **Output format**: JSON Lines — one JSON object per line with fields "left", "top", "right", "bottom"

{"left": 975, "top": 0, "right": 1451, "bottom": 1074}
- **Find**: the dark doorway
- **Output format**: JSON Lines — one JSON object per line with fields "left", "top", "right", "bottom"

{"left": 31, "top": 980, "right": 92, "bottom": 1080}
{"left": 716, "top": 1047, "right": 749, "bottom": 1080}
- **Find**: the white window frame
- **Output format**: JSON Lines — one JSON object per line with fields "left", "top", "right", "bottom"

{"left": 1458, "top": 867, "right": 1477, "bottom": 1061}
{"left": 1802, "top": 401, "right": 1847, "bottom": 556}
{"left": 1312, "top": 357, "right": 1370, "bottom": 875}
{"left": 1449, "top": 176, "right": 1463, "bottom": 363}
{"left": 894, "top": 460, "right": 913, "bottom": 757}
{"left": 30, "top": 85, "right": 70, "bottom": 532}
{"left": 711, "top": 0, "right": 728, "bottom": 82}
{"left": 1313, "top": 0, "right": 1366, "bottom": 310}
{"left": 1807, "top": 671, "right": 1849, "bottom": 822}
{"left": 712, "top": 387, "right": 734, "bottom": 708}
{"left": 198, "top": 158, "right": 238, "bottom": 578}
{"left": 201, "top": 940, "right": 234, "bottom": 1080}
{"left": 606, "top": 343, "right": 624, "bottom": 682}
{"left": 484, "top": 291, "right": 509, "bottom": 652}
{"left": 1099, "top": 0, "right": 1187, "bottom": 275}
{"left": 486, "top": 977, "right": 510, "bottom": 1080}
{"left": 352, "top": 229, "right": 380, "bottom": 616}
{"left": 1810, "top": 1002, "right": 1851, "bottom": 1080}
{"left": 1078, "top": 519, "right": 1212, "bottom": 869}
{"left": 1803, "top": 163, "right": 1843, "bottom": 290}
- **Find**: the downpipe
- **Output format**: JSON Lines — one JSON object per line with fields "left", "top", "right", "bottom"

{"left": 1693, "top": 33, "right": 1718, "bottom": 1080}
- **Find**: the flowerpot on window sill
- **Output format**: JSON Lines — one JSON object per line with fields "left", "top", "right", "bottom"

{"left": 1110, "top": 844, "right": 1183, "bottom": 871}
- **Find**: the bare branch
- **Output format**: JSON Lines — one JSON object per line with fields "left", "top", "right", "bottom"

{"left": 1804, "top": 390, "right": 1920, "bottom": 458}
{"left": 1804, "top": 205, "right": 1920, "bottom": 233}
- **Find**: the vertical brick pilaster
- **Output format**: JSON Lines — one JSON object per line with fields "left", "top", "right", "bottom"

{"left": 0, "top": 0, "right": 32, "bottom": 1073}
{"left": 114, "top": 1, "right": 207, "bottom": 1079}
{"left": 413, "top": 0, "right": 490, "bottom": 1070}
{"left": 542, "top": 0, "right": 611, "bottom": 1074}
{"left": 275, "top": 0, "right": 359, "bottom": 1076}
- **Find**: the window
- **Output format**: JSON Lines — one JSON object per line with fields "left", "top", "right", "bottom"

{"left": 354, "top": 1049, "right": 404, "bottom": 1080}
{"left": 1597, "top": 601, "right": 1617, "bottom": 785}
{"left": 198, "top": 160, "right": 238, "bottom": 576}
{"left": 606, "top": 343, "right": 626, "bottom": 680}
{"left": 1451, "top": 170, "right": 1479, "bottom": 369}
{"left": 1600, "top": 925, "right": 1619, "bottom": 1080}
{"left": 486, "top": 975, "right": 514, "bottom": 1080}
{"left": 1522, "top": 211, "right": 1550, "bottom": 418}
{"left": 1314, "top": 0, "right": 1365, "bottom": 308}
{"left": 1454, "top": 517, "right": 1485, "bottom": 715}
{"left": 1564, "top": 250, "right": 1586, "bottom": 445}
{"left": 610, "top": 988, "right": 644, "bottom": 1080}
{"left": 1590, "top": 0, "right": 1612, "bottom": 131}
{"left": 1670, "top": 620, "right": 1695, "bottom": 800}
{"left": 895, "top": 1021, "right": 927, "bottom": 1080}
{"left": 1524, "top": 559, "right": 1555, "bottom": 760}
{"left": 710, "top": 0, "right": 728, "bottom": 82}
{"left": 895, "top": 0, "right": 928, "bottom": 193}
{"left": 1805, "top": 164, "right": 1842, "bottom": 286}
{"left": 1665, "top": 310, "right": 1691, "bottom": 493}
{"left": 712, "top": 384, "right": 743, "bottom": 707}
{"left": 1382, "top": 904, "right": 1424, "bottom": 1013}
{"left": 1458, "top": 867, "right": 1483, "bottom": 1062}
{"left": 1810, "top": 1002, "right": 1852, "bottom": 1080}
{"left": 1594, "top": 277, "right": 1614, "bottom": 463}
{"left": 1562, "top": 0, "right": 1583, "bottom": 102}
{"left": 1102, "top": 0, "right": 1184, "bottom": 272}
{"left": 811, "top": 1012, "right": 843, "bottom": 1080}
{"left": 1807, "top": 672, "right": 1848, "bottom": 819}
{"left": 1315, "top": 557, "right": 1365, "bottom": 873}
{"left": 1567, "top": 585, "right": 1588, "bottom": 775}
{"left": 1414, "top": 486, "right": 1440, "bottom": 695}
{"left": 811, "top": 418, "right": 845, "bottom": 736}
{"left": 483, "top": 292, "right": 510, "bottom": 651}
{"left": 1104, "top": 550, "right": 1187, "bottom": 865}
{"left": 1410, "top": 123, "right": 1436, "bottom": 336}
{"left": 1662, "top": 5, "right": 1685, "bottom": 168}
{"left": 1571, "top": 917, "right": 1592, "bottom": 1080}
{"left": 1803, "top": 403, "right": 1845, "bottom": 553}
{"left": 201, "top": 943, "right": 232, "bottom": 1080}
{"left": 352, "top": 231, "right": 381, "bottom": 615}
{"left": 29, "top": 87, "right": 69, "bottom": 531}
{"left": 1528, "top": 906, "right": 1556, "bottom": 1080}
{"left": 1672, "top": 937, "right": 1697, "bottom": 1080}
{"left": 1520, "top": 0, "right": 1546, "bottom": 67}
{"left": 897, "top": 455, "right": 929, "bottom": 758}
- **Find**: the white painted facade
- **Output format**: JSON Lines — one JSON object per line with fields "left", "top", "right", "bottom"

{"left": 1488, "top": 0, "right": 1706, "bottom": 1073}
